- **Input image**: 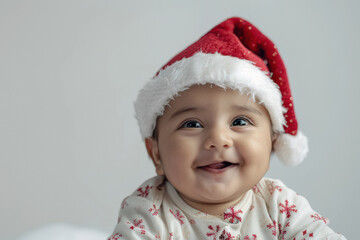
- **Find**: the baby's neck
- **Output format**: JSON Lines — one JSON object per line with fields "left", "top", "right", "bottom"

{"left": 179, "top": 193, "right": 245, "bottom": 216}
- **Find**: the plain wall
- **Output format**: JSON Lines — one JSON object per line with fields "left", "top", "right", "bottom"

{"left": 1, "top": 0, "right": 359, "bottom": 239}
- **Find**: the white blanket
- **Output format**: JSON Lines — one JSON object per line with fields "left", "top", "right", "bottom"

{"left": 17, "top": 223, "right": 108, "bottom": 240}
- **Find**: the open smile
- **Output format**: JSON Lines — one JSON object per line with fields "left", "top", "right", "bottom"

{"left": 198, "top": 161, "right": 239, "bottom": 174}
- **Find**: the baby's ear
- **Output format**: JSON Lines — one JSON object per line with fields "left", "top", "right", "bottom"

{"left": 145, "top": 137, "right": 164, "bottom": 175}
{"left": 271, "top": 132, "right": 278, "bottom": 152}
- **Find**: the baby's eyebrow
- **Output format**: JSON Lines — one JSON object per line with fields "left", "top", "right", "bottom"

{"left": 169, "top": 107, "right": 201, "bottom": 120}
{"left": 231, "top": 105, "right": 263, "bottom": 116}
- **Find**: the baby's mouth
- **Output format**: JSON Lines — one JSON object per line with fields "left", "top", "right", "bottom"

{"left": 198, "top": 161, "right": 238, "bottom": 172}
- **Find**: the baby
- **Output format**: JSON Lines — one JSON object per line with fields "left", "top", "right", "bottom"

{"left": 108, "top": 17, "right": 346, "bottom": 239}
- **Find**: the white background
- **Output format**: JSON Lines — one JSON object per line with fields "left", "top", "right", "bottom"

{"left": 1, "top": 0, "right": 359, "bottom": 239}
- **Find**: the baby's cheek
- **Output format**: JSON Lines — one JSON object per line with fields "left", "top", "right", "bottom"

{"left": 236, "top": 139, "right": 270, "bottom": 162}
{"left": 163, "top": 161, "right": 189, "bottom": 189}
{"left": 161, "top": 151, "right": 186, "bottom": 174}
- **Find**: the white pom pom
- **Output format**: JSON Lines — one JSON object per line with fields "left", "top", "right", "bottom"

{"left": 274, "top": 131, "right": 309, "bottom": 166}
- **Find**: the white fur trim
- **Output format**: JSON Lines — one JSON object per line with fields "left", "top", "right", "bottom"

{"left": 134, "top": 52, "right": 286, "bottom": 138}
{"left": 274, "top": 131, "right": 308, "bottom": 166}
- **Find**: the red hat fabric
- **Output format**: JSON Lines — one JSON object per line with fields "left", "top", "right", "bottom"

{"left": 134, "top": 17, "right": 308, "bottom": 166}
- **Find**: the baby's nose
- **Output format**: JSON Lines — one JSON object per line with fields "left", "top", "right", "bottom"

{"left": 204, "top": 128, "right": 233, "bottom": 150}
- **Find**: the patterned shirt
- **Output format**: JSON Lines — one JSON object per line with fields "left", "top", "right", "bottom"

{"left": 108, "top": 176, "right": 346, "bottom": 240}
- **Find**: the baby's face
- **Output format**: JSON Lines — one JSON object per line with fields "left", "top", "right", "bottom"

{"left": 146, "top": 84, "right": 274, "bottom": 212}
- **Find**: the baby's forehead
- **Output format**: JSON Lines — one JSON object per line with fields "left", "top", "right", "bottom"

{"left": 162, "top": 84, "right": 264, "bottom": 116}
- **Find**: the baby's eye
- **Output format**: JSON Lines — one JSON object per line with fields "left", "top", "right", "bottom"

{"left": 231, "top": 117, "right": 250, "bottom": 127}
{"left": 180, "top": 120, "right": 203, "bottom": 128}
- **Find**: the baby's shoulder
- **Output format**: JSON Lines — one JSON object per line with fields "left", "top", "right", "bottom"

{"left": 252, "top": 178, "right": 319, "bottom": 225}
{"left": 121, "top": 175, "right": 166, "bottom": 209}
{"left": 248, "top": 180, "right": 346, "bottom": 239}
{"left": 252, "top": 177, "right": 302, "bottom": 210}
{"left": 129, "top": 175, "right": 166, "bottom": 199}
{"left": 256, "top": 177, "right": 289, "bottom": 193}
{"left": 116, "top": 176, "right": 166, "bottom": 223}
{"left": 253, "top": 177, "right": 291, "bottom": 198}
{"left": 111, "top": 177, "right": 168, "bottom": 239}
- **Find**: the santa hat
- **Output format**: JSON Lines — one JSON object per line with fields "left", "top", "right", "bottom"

{"left": 134, "top": 17, "right": 308, "bottom": 166}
